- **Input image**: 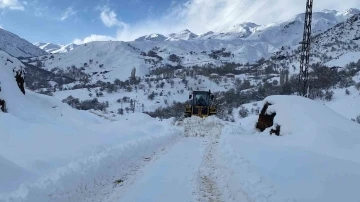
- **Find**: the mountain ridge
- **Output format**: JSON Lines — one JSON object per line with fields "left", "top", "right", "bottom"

{"left": 0, "top": 28, "right": 47, "bottom": 58}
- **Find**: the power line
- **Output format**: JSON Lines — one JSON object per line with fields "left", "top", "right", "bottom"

{"left": 218, "top": 0, "right": 258, "bottom": 33}
{"left": 243, "top": 0, "right": 271, "bottom": 23}
{"left": 214, "top": 0, "right": 245, "bottom": 32}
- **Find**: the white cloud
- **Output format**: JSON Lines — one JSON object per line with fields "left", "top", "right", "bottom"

{"left": 75, "top": 0, "right": 360, "bottom": 42}
{"left": 99, "top": 6, "right": 128, "bottom": 29}
{"left": 73, "top": 34, "right": 116, "bottom": 44}
{"left": 60, "top": 7, "right": 76, "bottom": 21}
{"left": 0, "top": 0, "right": 24, "bottom": 10}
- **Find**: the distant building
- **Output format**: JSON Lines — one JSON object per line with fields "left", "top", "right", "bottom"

{"left": 210, "top": 73, "right": 219, "bottom": 78}
{"left": 225, "top": 73, "right": 235, "bottom": 78}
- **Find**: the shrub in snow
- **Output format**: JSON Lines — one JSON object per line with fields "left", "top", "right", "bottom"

{"left": 356, "top": 115, "right": 360, "bottom": 124}
{"left": 339, "top": 77, "right": 355, "bottom": 88}
{"left": 308, "top": 88, "right": 324, "bottom": 100}
{"left": 38, "top": 89, "right": 54, "bottom": 96}
{"left": 324, "top": 90, "right": 334, "bottom": 101}
{"left": 145, "top": 101, "right": 184, "bottom": 119}
{"left": 239, "top": 106, "right": 249, "bottom": 118}
{"left": 356, "top": 82, "right": 360, "bottom": 91}
{"left": 62, "top": 96, "right": 108, "bottom": 111}
{"left": 272, "top": 80, "right": 279, "bottom": 86}
{"left": 125, "top": 86, "right": 132, "bottom": 92}
{"left": 270, "top": 125, "right": 281, "bottom": 136}
{"left": 62, "top": 96, "right": 80, "bottom": 108}
{"left": 148, "top": 92, "right": 156, "bottom": 100}
{"left": 168, "top": 54, "right": 181, "bottom": 63}
{"left": 345, "top": 89, "right": 350, "bottom": 95}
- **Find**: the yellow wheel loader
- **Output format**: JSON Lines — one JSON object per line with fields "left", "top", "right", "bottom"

{"left": 184, "top": 90, "right": 217, "bottom": 118}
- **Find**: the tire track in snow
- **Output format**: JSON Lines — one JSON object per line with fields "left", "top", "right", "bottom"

{"left": 116, "top": 137, "right": 204, "bottom": 202}
{"left": 196, "top": 119, "right": 251, "bottom": 202}
{"left": 2, "top": 129, "right": 182, "bottom": 202}
{"left": 88, "top": 132, "right": 183, "bottom": 202}
{"left": 195, "top": 118, "right": 224, "bottom": 202}
{"left": 197, "top": 137, "right": 222, "bottom": 202}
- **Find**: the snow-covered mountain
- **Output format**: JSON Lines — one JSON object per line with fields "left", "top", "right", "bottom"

{"left": 133, "top": 9, "right": 360, "bottom": 49}
{"left": 200, "top": 22, "right": 260, "bottom": 40}
{"left": 34, "top": 42, "right": 79, "bottom": 54}
{"left": 33, "top": 42, "right": 62, "bottom": 53}
{"left": 134, "top": 30, "right": 199, "bottom": 42}
{"left": 135, "top": 33, "right": 168, "bottom": 42}
{"left": 167, "top": 29, "right": 198, "bottom": 41}
{"left": 265, "top": 12, "right": 360, "bottom": 76}
{"left": 0, "top": 28, "right": 47, "bottom": 58}
{"left": 30, "top": 8, "right": 360, "bottom": 84}
{"left": 244, "top": 8, "right": 360, "bottom": 48}
{"left": 21, "top": 7, "right": 360, "bottom": 124}
{"left": 34, "top": 39, "right": 276, "bottom": 82}
{"left": 312, "top": 12, "right": 360, "bottom": 59}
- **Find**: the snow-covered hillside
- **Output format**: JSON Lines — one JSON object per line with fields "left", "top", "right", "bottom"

{"left": 311, "top": 13, "right": 360, "bottom": 64}
{"left": 34, "top": 42, "right": 79, "bottom": 54}
{"left": 246, "top": 8, "right": 360, "bottom": 48}
{"left": 0, "top": 29, "right": 47, "bottom": 58}
{"left": 35, "top": 39, "right": 276, "bottom": 82}
{"left": 255, "top": 12, "right": 360, "bottom": 79}
{"left": 0, "top": 50, "right": 180, "bottom": 199}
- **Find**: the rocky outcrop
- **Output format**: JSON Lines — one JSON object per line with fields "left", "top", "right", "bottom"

{"left": 256, "top": 102, "right": 280, "bottom": 136}
{"left": 14, "top": 69, "right": 25, "bottom": 95}
{"left": 0, "top": 99, "right": 6, "bottom": 112}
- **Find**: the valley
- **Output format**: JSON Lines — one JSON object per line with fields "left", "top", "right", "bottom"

{"left": 0, "top": 6, "right": 360, "bottom": 202}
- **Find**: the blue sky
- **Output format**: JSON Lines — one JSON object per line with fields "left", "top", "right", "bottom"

{"left": 1, "top": 0, "right": 359, "bottom": 45}
{"left": 0, "top": 0, "right": 185, "bottom": 44}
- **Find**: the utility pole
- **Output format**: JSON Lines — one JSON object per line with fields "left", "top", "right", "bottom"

{"left": 298, "top": 0, "right": 313, "bottom": 97}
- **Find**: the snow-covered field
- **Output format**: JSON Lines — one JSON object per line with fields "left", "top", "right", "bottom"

{"left": 325, "top": 52, "right": 360, "bottom": 67}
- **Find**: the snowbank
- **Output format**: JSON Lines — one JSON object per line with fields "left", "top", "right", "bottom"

{"left": 0, "top": 51, "right": 181, "bottom": 199}
{"left": 263, "top": 95, "right": 360, "bottom": 162}
{"left": 0, "top": 155, "right": 36, "bottom": 193}
{"left": 219, "top": 95, "right": 360, "bottom": 202}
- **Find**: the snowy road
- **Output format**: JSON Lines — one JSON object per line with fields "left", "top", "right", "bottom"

{"left": 3, "top": 114, "right": 360, "bottom": 202}
{"left": 114, "top": 117, "right": 246, "bottom": 202}
{"left": 118, "top": 138, "right": 204, "bottom": 202}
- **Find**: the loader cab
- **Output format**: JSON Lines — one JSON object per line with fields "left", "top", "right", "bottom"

{"left": 185, "top": 90, "right": 216, "bottom": 118}
{"left": 189, "top": 91, "right": 214, "bottom": 107}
